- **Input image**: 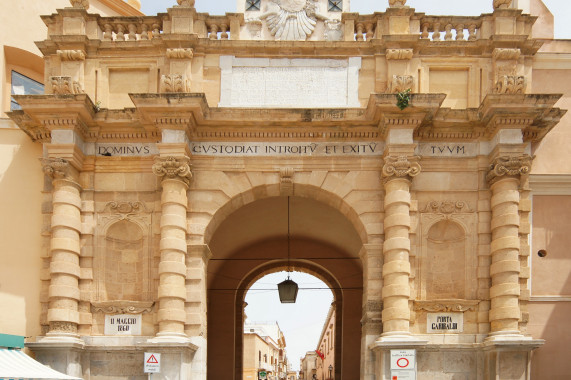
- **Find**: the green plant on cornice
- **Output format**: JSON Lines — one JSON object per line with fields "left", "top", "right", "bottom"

{"left": 396, "top": 88, "right": 411, "bottom": 110}
{"left": 94, "top": 101, "right": 101, "bottom": 112}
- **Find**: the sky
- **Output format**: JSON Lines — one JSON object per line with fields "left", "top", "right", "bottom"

{"left": 140, "top": 0, "right": 571, "bottom": 38}
{"left": 245, "top": 271, "right": 334, "bottom": 371}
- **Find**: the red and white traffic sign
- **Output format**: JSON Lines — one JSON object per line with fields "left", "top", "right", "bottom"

{"left": 144, "top": 352, "right": 161, "bottom": 373}
{"left": 390, "top": 349, "right": 415, "bottom": 370}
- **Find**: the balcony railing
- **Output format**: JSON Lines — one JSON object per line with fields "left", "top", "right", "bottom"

{"left": 98, "top": 16, "right": 163, "bottom": 41}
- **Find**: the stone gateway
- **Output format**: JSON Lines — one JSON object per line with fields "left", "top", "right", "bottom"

{"left": 5, "top": 0, "right": 571, "bottom": 379}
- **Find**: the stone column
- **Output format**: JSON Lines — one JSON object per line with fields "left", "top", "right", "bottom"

{"left": 152, "top": 156, "right": 192, "bottom": 341}
{"left": 486, "top": 155, "right": 531, "bottom": 339}
{"left": 379, "top": 155, "right": 420, "bottom": 339}
{"left": 42, "top": 158, "right": 83, "bottom": 342}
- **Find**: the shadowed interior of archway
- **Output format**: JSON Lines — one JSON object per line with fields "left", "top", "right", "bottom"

{"left": 206, "top": 196, "right": 364, "bottom": 380}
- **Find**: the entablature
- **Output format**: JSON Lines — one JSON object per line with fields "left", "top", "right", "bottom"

{"left": 10, "top": 92, "right": 565, "bottom": 146}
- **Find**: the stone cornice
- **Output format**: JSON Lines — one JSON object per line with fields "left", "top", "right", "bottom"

{"left": 9, "top": 93, "right": 565, "bottom": 145}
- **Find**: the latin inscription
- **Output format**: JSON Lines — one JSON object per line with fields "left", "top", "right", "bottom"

{"left": 418, "top": 143, "right": 477, "bottom": 157}
{"left": 105, "top": 314, "right": 142, "bottom": 335}
{"left": 95, "top": 143, "right": 159, "bottom": 157}
{"left": 190, "top": 142, "right": 382, "bottom": 156}
{"left": 427, "top": 312, "right": 463, "bottom": 333}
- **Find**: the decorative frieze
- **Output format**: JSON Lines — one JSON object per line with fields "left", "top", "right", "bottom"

{"left": 495, "top": 75, "right": 526, "bottom": 94}
{"left": 389, "top": 75, "right": 414, "bottom": 93}
{"left": 386, "top": 49, "right": 413, "bottom": 60}
{"left": 152, "top": 156, "right": 193, "bottom": 185}
{"left": 487, "top": 155, "right": 533, "bottom": 185}
{"left": 414, "top": 300, "right": 479, "bottom": 312}
{"left": 166, "top": 48, "right": 194, "bottom": 59}
{"left": 103, "top": 201, "right": 146, "bottom": 214}
{"left": 57, "top": 50, "right": 86, "bottom": 61}
{"left": 382, "top": 155, "right": 421, "bottom": 183}
{"left": 50, "top": 76, "right": 83, "bottom": 95}
{"left": 92, "top": 301, "right": 154, "bottom": 314}
{"left": 421, "top": 201, "right": 473, "bottom": 214}
{"left": 160, "top": 74, "right": 190, "bottom": 93}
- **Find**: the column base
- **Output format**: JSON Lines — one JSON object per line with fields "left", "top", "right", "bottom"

{"left": 484, "top": 330, "right": 536, "bottom": 343}
{"left": 148, "top": 332, "right": 191, "bottom": 344}
{"left": 38, "top": 332, "right": 86, "bottom": 346}
{"left": 373, "top": 331, "right": 428, "bottom": 346}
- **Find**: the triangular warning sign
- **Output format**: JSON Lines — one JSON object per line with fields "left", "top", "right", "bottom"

{"left": 147, "top": 354, "right": 159, "bottom": 364}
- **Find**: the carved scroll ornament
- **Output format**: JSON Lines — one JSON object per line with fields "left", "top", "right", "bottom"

{"left": 390, "top": 75, "right": 414, "bottom": 93}
{"left": 386, "top": 49, "right": 413, "bottom": 60}
{"left": 91, "top": 301, "right": 154, "bottom": 314}
{"left": 389, "top": 0, "right": 407, "bottom": 7}
{"left": 493, "top": 0, "right": 512, "bottom": 9}
{"left": 160, "top": 74, "right": 190, "bottom": 93}
{"left": 69, "top": 0, "right": 89, "bottom": 9}
{"left": 152, "top": 156, "right": 193, "bottom": 185}
{"left": 177, "top": 0, "right": 195, "bottom": 7}
{"left": 487, "top": 155, "right": 533, "bottom": 185}
{"left": 495, "top": 75, "right": 526, "bottom": 94}
{"left": 166, "top": 48, "right": 194, "bottom": 59}
{"left": 493, "top": 48, "right": 521, "bottom": 61}
{"left": 422, "top": 201, "right": 473, "bottom": 214}
{"left": 414, "top": 299, "right": 479, "bottom": 312}
{"left": 42, "top": 158, "right": 71, "bottom": 180}
{"left": 57, "top": 50, "right": 86, "bottom": 61}
{"left": 382, "top": 156, "right": 421, "bottom": 183}
{"left": 50, "top": 76, "right": 84, "bottom": 95}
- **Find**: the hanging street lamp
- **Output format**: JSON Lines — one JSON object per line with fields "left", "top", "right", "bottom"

{"left": 278, "top": 196, "right": 298, "bottom": 303}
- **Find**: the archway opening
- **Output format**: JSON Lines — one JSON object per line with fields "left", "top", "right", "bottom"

{"left": 244, "top": 271, "right": 335, "bottom": 380}
{"left": 206, "top": 195, "right": 364, "bottom": 380}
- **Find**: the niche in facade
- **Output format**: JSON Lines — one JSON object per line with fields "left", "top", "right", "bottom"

{"left": 425, "top": 220, "right": 466, "bottom": 299}
{"left": 95, "top": 202, "right": 153, "bottom": 303}
{"left": 104, "top": 220, "right": 144, "bottom": 301}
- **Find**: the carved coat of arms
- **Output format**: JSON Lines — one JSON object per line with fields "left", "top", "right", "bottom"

{"left": 260, "top": 0, "right": 328, "bottom": 41}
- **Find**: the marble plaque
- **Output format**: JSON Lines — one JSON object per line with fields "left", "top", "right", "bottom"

{"left": 105, "top": 314, "right": 142, "bottom": 335}
{"left": 219, "top": 56, "right": 362, "bottom": 108}
{"left": 427, "top": 312, "right": 463, "bottom": 333}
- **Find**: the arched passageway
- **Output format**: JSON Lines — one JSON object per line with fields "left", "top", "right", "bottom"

{"left": 205, "top": 196, "right": 364, "bottom": 379}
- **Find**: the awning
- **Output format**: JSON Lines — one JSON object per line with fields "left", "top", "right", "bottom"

{"left": 0, "top": 349, "right": 82, "bottom": 380}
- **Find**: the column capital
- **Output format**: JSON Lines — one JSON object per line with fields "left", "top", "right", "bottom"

{"left": 152, "top": 156, "right": 193, "bottom": 185}
{"left": 382, "top": 155, "right": 421, "bottom": 184}
{"left": 486, "top": 154, "right": 533, "bottom": 186}
{"left": 41, "top": 157, "right": 80, "bottom": 185}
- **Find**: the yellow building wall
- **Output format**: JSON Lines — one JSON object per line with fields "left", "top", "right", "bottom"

{"left": 0, "top": 123, "right": 43, "bottom": 338}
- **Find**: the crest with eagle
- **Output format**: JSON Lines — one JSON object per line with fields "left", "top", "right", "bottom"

{"left": 259, "top": 0, "right": 328, "bottom": 41}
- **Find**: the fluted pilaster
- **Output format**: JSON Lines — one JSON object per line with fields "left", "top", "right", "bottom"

{"left": 487, "top": 155, "right": 531, "bottom": 338}
{"left": 42, "top": 158, "right": 82, "bottom": 339}
{"left": 379, "top": 156, "right": 420, "bottom": 337}
{"left": 152, "top": 156, "right": 192, "bottom": 340}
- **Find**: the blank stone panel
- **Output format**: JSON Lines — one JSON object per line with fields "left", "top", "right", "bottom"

{"left": 429, "top": 68, "right": 469, "bottom": 109}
